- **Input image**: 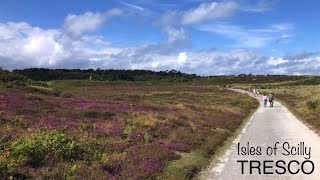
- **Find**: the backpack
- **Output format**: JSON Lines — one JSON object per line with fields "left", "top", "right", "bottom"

{"left": 269, "top": 94, "right": 274, "bottom": 100}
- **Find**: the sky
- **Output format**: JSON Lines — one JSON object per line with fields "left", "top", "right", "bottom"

{"left": 0, "top": 0, "right": 319, "bottom": 75}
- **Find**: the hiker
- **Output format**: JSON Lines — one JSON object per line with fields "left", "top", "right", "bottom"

{"left": 262, "top": 93, "right": 268, "bottom": 107}
{"left": 253, "top": 88, "right": 256, "bottom": 97}
{"left": 268, "top": 93, "right": 275, "bottom": 107}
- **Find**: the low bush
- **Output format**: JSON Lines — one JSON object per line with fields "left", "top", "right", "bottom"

{"left": 0, "top": 111, "right": 3, "bottom": 119}
{"left": 0, "top": 159, "right": 9, "bottom": 177}
{"left": 10, "top": 131, "right": 84, "bottom": 167}
{"left": 24, "top": 93, "right": 43, "bottom": 100}
{"left": 27, "top": 86, "right": 61, "bottom": 96}
{"left": 83, "top": 111, "right": 115, "bottom": 120}
{"left": 102, "top": 144, "right": 180, "bottom": 179}
{"left": 60, "top": 92, "right": 73, "bottom": 98}
{"left": 306, "top": 100, "right": 320, "bottom": 110}
{"left": 9, "top": 116, "right": 28, "bottom": 129}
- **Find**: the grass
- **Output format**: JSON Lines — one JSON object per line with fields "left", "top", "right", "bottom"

{"left": 273, "top": 85, "right": 320, "bottom": 132}
{"left": 162, "top": 151, "right": 208, "bottom": 180}
{"left": 0, "top": 79, "right": 258, "bottom": 179}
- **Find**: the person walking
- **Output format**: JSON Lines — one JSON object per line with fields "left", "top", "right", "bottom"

{"left": 262, "top": 93, "right": 268, "bottom": 107}
{"left": 268, "top": 92, "right": 274, "bottom": 107}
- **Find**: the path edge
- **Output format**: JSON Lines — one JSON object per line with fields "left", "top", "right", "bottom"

{"left": 196, "top": 89, "right": 260, "bottom": 179}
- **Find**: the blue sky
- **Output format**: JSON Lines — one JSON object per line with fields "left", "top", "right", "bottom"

{"left": 0, "top": 0, "right": 319, "bottom": 75}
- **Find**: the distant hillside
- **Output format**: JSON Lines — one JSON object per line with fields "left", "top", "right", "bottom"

{"left": 8, "top": 68, "right": 320, "bottom": 85}
{"left": 13, "top": 68, "right": 200, "bottom": 82}
{"left": 0, "top": 69, "right": 26, "bottom": 82}
{"left": 198, "top": 75, "right": 319, "bottom": 85}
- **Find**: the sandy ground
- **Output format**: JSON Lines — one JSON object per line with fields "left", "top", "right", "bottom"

{"left": 200, "top": 89, "right": 320, "bottom": 180}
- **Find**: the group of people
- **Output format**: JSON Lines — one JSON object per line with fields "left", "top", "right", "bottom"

{"left": 249, "top": 88, "right": 260, "bottom": 97}
{"left": 249, "top": 88, "right": 275, "bottom": 107}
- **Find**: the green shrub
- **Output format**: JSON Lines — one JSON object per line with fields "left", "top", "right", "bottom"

{"left": 60, "top": 92, "right": 73, "bottom": 98}
{"left": 0, "top": 160, "right": 9, "bottom": 176}
{"left": 0, "top": 134, "right": 10, "bottom": 150}
{"left": 306, "top": 100, "right": 319, "bottom": 110}
{"left": 24, "top": 93, "right": 43, "bottom": 100}
{"left": 122, "top": 126, "right": 137, "bottom": 138}
{"left": 10, "top": 131, "right": 84, "bottom": 166}
{"left": 4, "top": 82, "right": 13, "bottom": 88}
{"left": 0, "top": 111, "right": 3, "bottom": 119}
{"left": 65, "top": 163, "right": 81, "bottom": 180}
{"left": 83, "top": 111, "right": 101, "bottom": 119}
{"left": 230, "top": 99, "right": 243, "bottom": 106}
{"left": 83, "top": 111, "right": 115, "bottom": 120}
{"left": 27, "top": 86, "right": 61, "bottom": 96}
{"left": 8, "top": 116, "right": 28, "bottom": 129}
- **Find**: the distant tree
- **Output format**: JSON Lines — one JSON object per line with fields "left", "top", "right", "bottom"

{"left": 13, "top": 68, "right": 201, "bottom": 82}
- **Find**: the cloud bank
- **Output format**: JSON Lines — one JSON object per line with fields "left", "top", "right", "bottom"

{"left": 0, "top": 3, "right": 319, "bottom": 75}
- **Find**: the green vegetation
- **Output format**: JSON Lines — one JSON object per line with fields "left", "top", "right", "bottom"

{"left": 0, "top": 70, "right": 258, "bottom": 179}
{"left": 13, "top": 68, "right": 199, "bottom": 82}
{"left": 3, "top": 68, "right": 320, "bottom": 179}
{"left": 11, "top": 131, "right": 84, "bottom": 165}
{"left": 273, "top": 85, "right": 320, "bottom": 131}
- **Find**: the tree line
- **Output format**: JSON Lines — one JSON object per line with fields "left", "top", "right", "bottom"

{"left": 12, "top": 68, "right": 200, "bottom": 82}
{"left": 2, "top": 68, "right": 317, "bottom": 85}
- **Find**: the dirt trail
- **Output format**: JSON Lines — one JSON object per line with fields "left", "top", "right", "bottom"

{"left": 200, "top": 89, "right": 320, "bottom": 180}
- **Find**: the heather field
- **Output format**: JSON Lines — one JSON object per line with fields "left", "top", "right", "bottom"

{"left": 0, "top": 80, "right": 257, "bottom": 179}
{"left": 0, "top": 79, "right": 258, "bottom": 179}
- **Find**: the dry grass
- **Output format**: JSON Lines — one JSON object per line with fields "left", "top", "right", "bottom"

{"left": 271, "top": 85, "right": 320, "bottom": 131}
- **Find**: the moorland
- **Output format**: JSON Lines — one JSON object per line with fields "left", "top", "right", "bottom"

{"left": 1, "top": 68, "right": 319, "bottom": 179}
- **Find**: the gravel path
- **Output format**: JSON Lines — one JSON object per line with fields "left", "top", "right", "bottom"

{"left": 201, "top": 89, "right": 320, "bottom": 180}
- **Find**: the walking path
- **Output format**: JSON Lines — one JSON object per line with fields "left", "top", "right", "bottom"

{"left": 201, "top": 89, "right": 320, "bottom": 180}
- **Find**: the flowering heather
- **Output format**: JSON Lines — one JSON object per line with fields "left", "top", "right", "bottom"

{"left": 0, "top": 81, "right": 258, "bottom": 179}
{"left": 124, "top": 156, "right": 163, "bottom": 178}
{"left": 101, "top": 157, "right": 122, "bottom": 176}
{"left": 128, "top": 130, "right": 145, "bottom": 142}
{"left": 92, "top": 120, "right": 124, "bottom": 136}
{"left": 42, "top": 116, "right": 59, "bottom": 129}
{"left": 105, "top": 141, "right": 130, "bottom": 153}
{"left": 106, "top": 120, "right": 125, "bottom": 136}
{"left": 159, "top": 141, "right": 191, "bottom": 152}
{"left": 59, "top": 98, "right": 131, "bottom": 113}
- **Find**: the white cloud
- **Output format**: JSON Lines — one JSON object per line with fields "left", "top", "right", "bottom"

{"left": 181, "top": 1, "right": 239, "bottom": 25}
{"left": 241, "top": 0, "right": 276, "bottom": 13}
{"left": 164, "top": 26, "right": 188, "bottom": 43}
{"left": 0, "top": 22, "right": 68, "bottom": 67}
{"left": 121, "top": 1, "right": 144, "bottom": 11}
{"left": 177, "top": 52, "right": 187, "bottom": 65}
{"left": 268, "top": 57, "right": 288, "bottom": 66}
{"left": 0, "top": 11, "right": 319, "bottom": 76}
{"left": 198, "top": 23, "right": 294, "bottom": 48}
{"left": 157, "top": 1, "right": 239, "bottom": 26}
{"left": 63, "top": 9, "right": 122, "bottom": 37}
{"left": 0, "top": 21, "right": 122, "bottom": 69}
